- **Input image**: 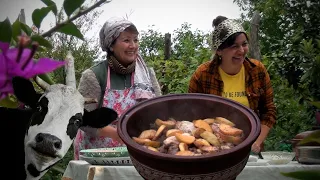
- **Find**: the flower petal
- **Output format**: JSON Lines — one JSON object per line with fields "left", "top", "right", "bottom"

{"left": 21, "top": 58, "right": 66, "bottom": 78}
{"left": 0, "top": 82, "right": 14, "bottom": 100}
{"left": 5, "top": 48, "right": 32, "bottom": 65}
{"left": 0, "top": 42, "right": 9, "bottom": 53}
{"left": 0, "top": 55, "right": 7, "bottom": 88}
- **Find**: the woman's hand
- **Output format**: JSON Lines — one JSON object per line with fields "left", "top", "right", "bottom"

{"left": 98, "top": 126, "right": 123, "bottom": 143}
{"left": 251, "top": 125, "right": 271, "bottom": 153}
{"left": 251, "top": 141, "right": 261, "bottom": 153}
{"left": 109, "top": 128, "right": 123, "bottom": 143}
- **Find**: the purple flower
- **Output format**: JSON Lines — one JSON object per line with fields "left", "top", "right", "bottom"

{"left": 0, "top": 37, "right": 65, "bottom": 100}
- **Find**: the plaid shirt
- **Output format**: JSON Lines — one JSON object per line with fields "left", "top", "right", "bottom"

{"left": 188, "top": 58, "right": 276, "bottom": 128}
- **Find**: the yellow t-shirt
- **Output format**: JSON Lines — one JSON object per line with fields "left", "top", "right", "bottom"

{"left": 218, "top": 65, "right": 249, "bottom": 107}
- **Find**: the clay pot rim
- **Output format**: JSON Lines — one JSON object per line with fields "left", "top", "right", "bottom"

{"left": 118, "top": 93, "right": 261, "bottom": 161}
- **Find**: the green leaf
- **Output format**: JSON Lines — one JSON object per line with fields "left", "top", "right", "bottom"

{"left": 309, "top": 101, "right": 320, "bottom": 109}
{"left": 63, "top": 0, "right": 85, "bottom": 17}
{"left": 32, "top": 6, "right": 52, "bottom": 29}
{"left": 41, "top": 0, "right": 58, "bottom": 15}
{"left": 0, "top": 95, "right": 19, "bottom": 108}
{"left": 281, "top": 170, "right": 320, "bottom": 179}
{"left": 11, "top": 19, "right": 22, "bottom": 42}
{"left": 57, "top": 22, "right": 84, "bottom": 40}
{"left": 0, "top": 18, "right": 12, "bottom": 43}
{"left": 298, "top": 130, "right": 320, "bottom": 145}
{"left": 38, "top": 74, "right": 55, "bottom": 85}
{"left": 31, "top": 34, "right": 53, "bottom": 49}
{"left": 20, "top": 22, "right": 33, "bottom": 36}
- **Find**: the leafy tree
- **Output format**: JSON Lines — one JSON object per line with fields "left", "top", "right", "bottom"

{"left": 233, "top": 0, "right": 320, "bottom": 100}
{"left": 140, "top": 23, "right": 212, "bottom": 94}
{"left": 35, "top": 6, "right": 102, "bottom": 85}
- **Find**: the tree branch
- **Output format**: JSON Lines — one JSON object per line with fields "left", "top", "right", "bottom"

{"left": 41, "top": 0, "right": 111, "bottom": 38}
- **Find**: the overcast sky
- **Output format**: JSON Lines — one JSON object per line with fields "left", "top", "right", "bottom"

{"left": 0, "top": 0, "right": 244, "bottom": 38}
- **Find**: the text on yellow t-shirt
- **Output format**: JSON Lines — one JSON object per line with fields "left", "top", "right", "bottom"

{"left": 218, "top": 65, "right": 249, "bottom": 107}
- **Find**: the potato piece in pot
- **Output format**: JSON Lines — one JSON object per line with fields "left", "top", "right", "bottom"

{"left": 193, "top": 120, "right": 213, "bottom": 133}
{"left": 200, "top": 131, "right": 220, "bottom": 147}
{"left": 145, "top": 140, "right": 161, "bottom": 148}
{"left": 192, "top": 128, "right": 206, "bottom": 138}
{"left": 139, "top": 129, "right": 157, "bottom": 139}
{"left": 166, "top": 129, "right": 183, "bottom": 137}
{"left": 175, "top": 150, "right": 195, "bottom": 156}
{"left": 192, "top": 128, "right": 205, "bottom": 139}
{"left": 175, "top": 133, "right": 196, "bottom": 145}
{"left": 152, "top": 125, "right": 166, "bottom": 141}
{"left": 218, "top": 132, "right": 243, "bottom": 145}
{"left": 133, "top": 137, "right": 151, "bottom": 145}
{"left": 215, "top": 117, "right": 235, "bottom": 127}
{"left": 219, "top": 124, "right": 243, "bottom": 136}
{"left": 178, "top": 142, "right": 188, "bottom": 151}
{"left": 147, "top": 146, "right": 159, "bottom": 152}
{"left": 203, "top": 118, "right": 215, "bottom": 124}
{"left": 194, "top": 138, "right": 211, "bottom": 148}
{"left": 155, "top": 118, "right": 176, "bottom": 129}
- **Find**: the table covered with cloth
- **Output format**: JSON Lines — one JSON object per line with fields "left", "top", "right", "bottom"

{"left": 62, "top": 160, "right": 320, "bottom": 180}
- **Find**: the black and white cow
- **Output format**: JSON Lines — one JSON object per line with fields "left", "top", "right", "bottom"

{"left": 0, "top": 76, "right": 117, "bottom": 180}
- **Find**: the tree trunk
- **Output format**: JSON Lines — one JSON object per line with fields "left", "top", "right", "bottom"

{"left": 249, "top": 11, "right": 262, "bottom": 61}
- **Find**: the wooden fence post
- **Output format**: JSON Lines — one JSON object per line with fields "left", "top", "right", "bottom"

{"left": 18, "top": 9, "right": 26, "bottom": 23}
{"left": 249, "top": 10, "right": 262, "bottom": 61}
{"left": 164, "top": 33, "right": 171, "bottom": 60}
{"left": 160, "top": 33, "right": 172, "bottom": 94}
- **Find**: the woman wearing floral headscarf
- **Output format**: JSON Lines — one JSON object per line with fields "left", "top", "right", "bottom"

{"left": 188, "top": 16, "right": 276, "bottom": 153}
{"left": 73, "top": 17, "right": 160, "bottom": 160}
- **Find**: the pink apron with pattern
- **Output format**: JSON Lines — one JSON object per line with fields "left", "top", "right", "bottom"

{"left": 74, "top": 67, "right": 136, "bottom": 160}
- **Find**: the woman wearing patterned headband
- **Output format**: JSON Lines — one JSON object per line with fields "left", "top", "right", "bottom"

{"left": 188, "top": 16, "right": 276, "bottom": 153}
{"left": 73, "top": 17, "right": 161, "bottom": 160}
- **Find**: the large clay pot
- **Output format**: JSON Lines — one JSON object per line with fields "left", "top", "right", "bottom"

{"left": 118, "top": 93, "right": 261, "bottom": 180}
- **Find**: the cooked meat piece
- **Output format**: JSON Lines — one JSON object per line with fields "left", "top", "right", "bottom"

{"left": 221, "top": 143, "right": 234, "bottom": 150}
{"left": 175, "top": 121, "right": 196, "bottom": 134}
{"left": 167, "top": 144, "right": 179, "bottom": 155}
{"left": 163, "top": 136, "right": 179, "bottom": 146}
{"left": 211, "top": 123, "right": 220, "bottom": 133}
{"left": 158, "top": 145, "right": 168, "bottom": 153}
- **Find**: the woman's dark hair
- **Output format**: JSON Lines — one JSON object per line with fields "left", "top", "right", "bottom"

{"left": 107, "top": 25, "right": 139, "bottom": 55}
{"left": 219, "top": 32, "right": 248, "bottom": 50}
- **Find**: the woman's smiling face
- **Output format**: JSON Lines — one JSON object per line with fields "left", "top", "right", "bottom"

{"left": 217, "top": 33, "right": 249, "bottom": 72}
{"left": 111, "top": 30, "right": 139, "bottom": 66}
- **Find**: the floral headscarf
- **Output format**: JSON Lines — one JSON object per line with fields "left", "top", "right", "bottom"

{"left": 99, "top": 17, "right": 136, "bottom": 52}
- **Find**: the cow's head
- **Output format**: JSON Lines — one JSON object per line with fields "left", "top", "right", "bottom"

{"left": 12, "top": 76, "right": 117, "bottom": 178}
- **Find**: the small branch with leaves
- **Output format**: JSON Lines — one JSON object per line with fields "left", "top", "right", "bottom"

{"left": 42, "top": 0, "right": 111, "bottom": 38}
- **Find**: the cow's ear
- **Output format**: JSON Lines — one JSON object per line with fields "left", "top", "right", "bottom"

{"left": 12, "top": 77, "right": 41, "bottom": 108}
{"left": 82, "top": 107, "right": 118, "bottom": 128}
